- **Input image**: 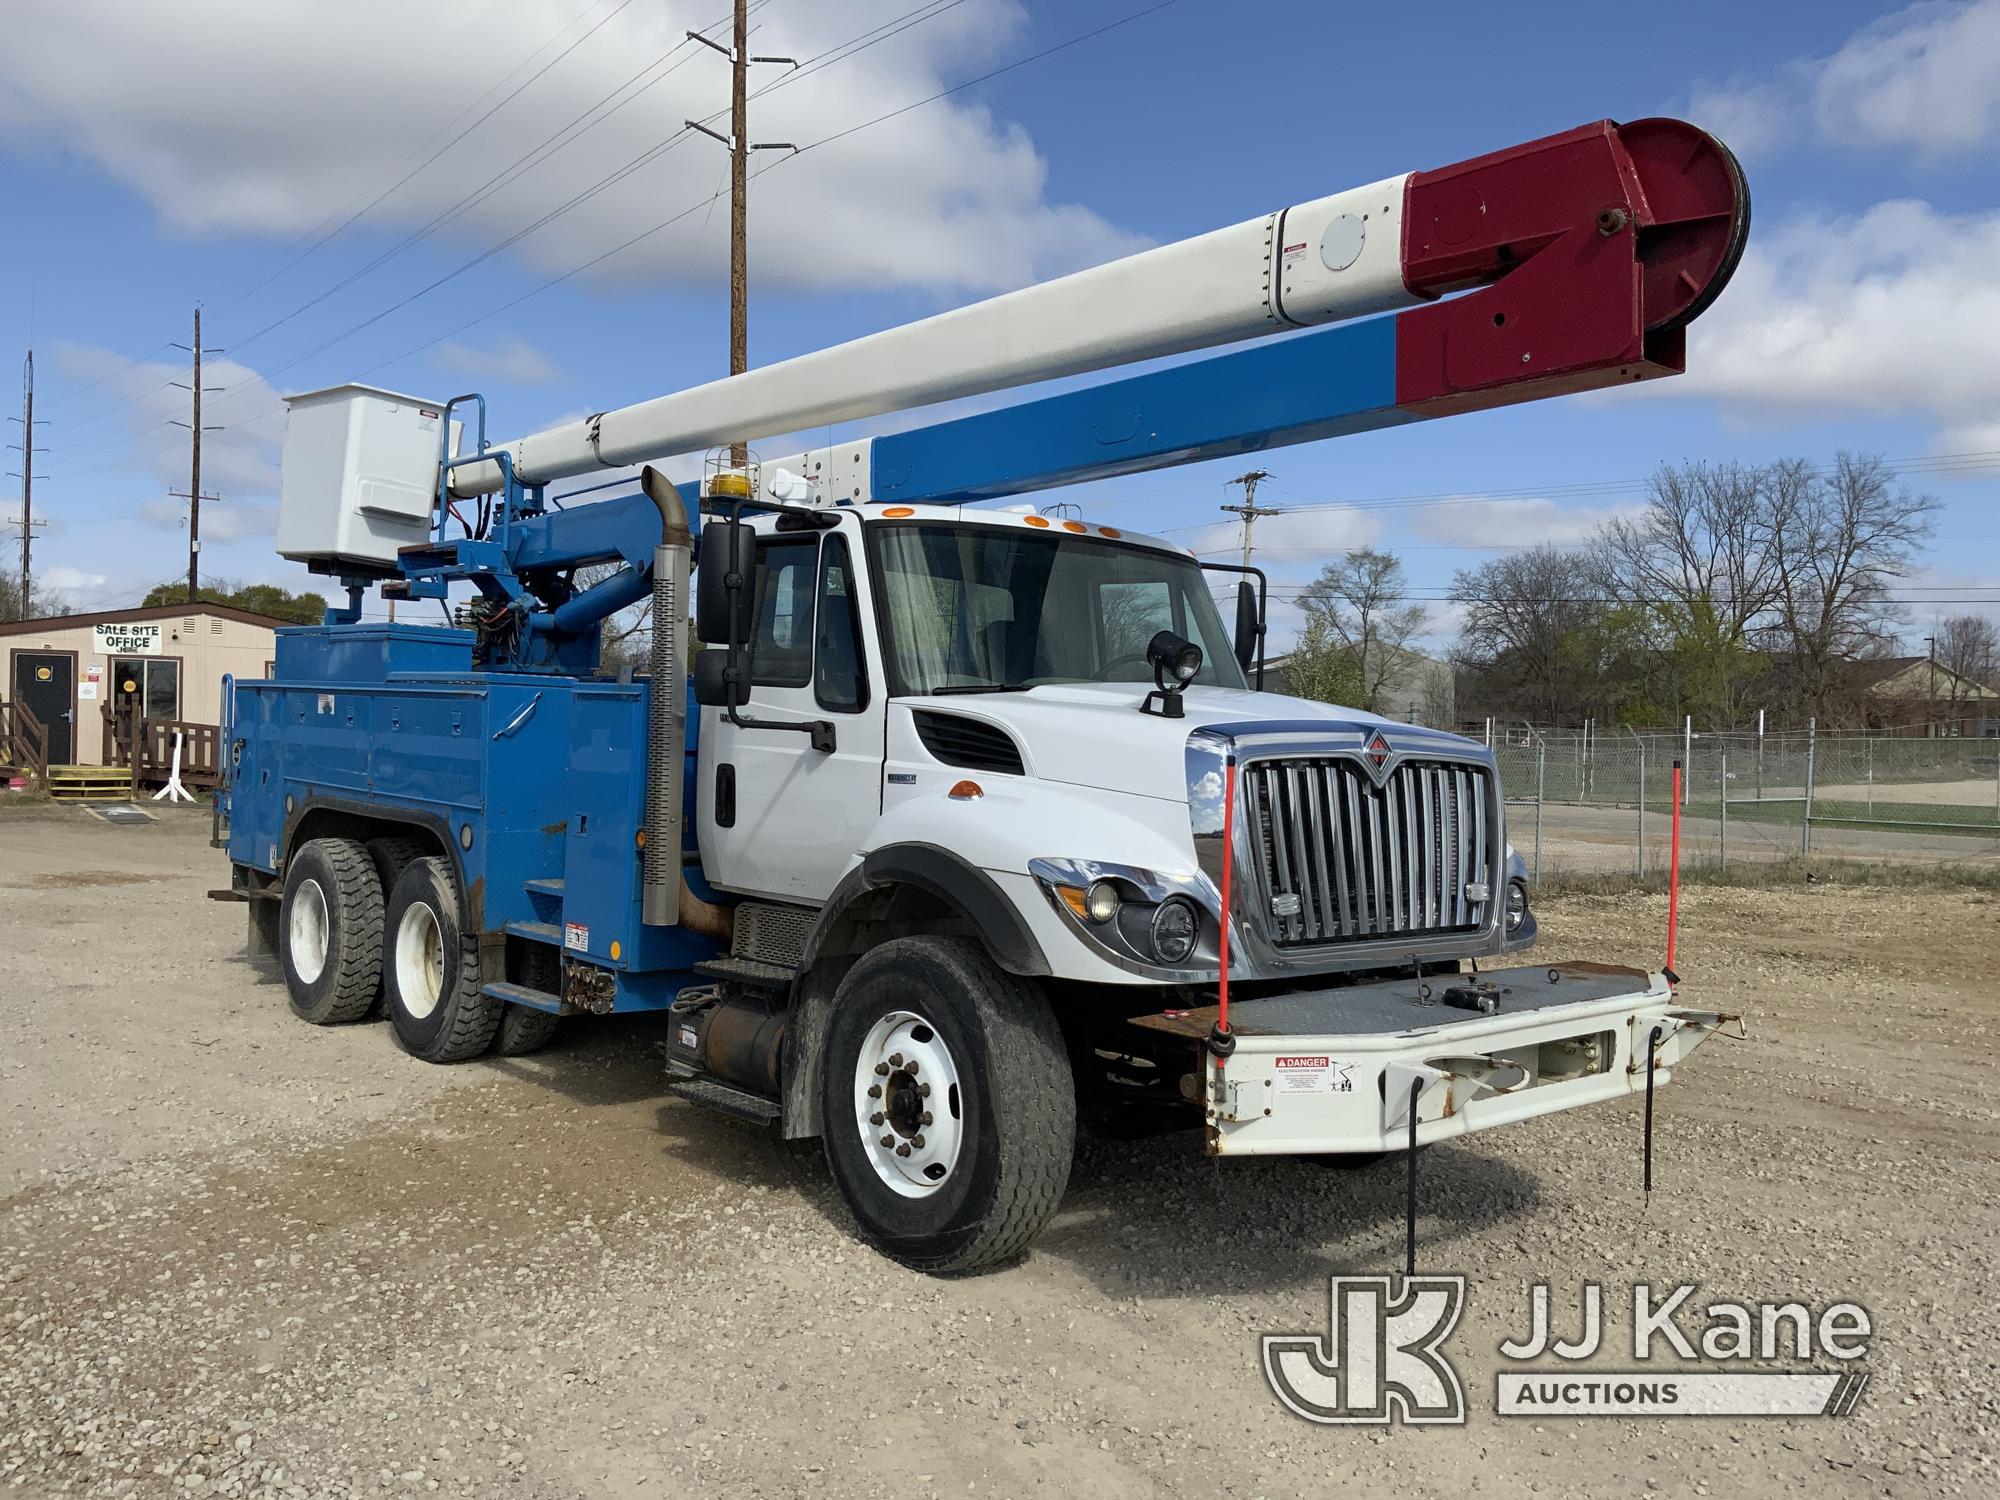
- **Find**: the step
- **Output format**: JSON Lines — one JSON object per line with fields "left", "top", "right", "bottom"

{"left": 667, "top": 1076, "right": 782, "bottom": 1125}
{"left": 481, "top": 980, "right": 564, "bottom": 1015}
{"left": 47, "top": 766, "right": 132, "bottom": 782}
{"left": 524, "top": 877, "right": 566, "bottom": 899}
{"left": 692, "top": 954, "right": 797, "bottom": 991}
{"left": 502, "top": 919, "right": 565, "bottom": 947}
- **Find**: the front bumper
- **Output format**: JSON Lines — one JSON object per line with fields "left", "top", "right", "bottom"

{"left": 1129, "top": 962, "right": 1729, "bottom": 1157}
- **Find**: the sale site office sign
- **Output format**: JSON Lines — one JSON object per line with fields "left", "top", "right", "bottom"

{"left": 92, "top": 622, "right": 163, "bottom": 657}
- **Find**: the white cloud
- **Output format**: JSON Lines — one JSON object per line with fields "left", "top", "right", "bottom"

{"left": 1407, "top": 498, "right": 1639, "bottom": 549}
{"left": 1181, "top": 507, "right": 1383, "bottom": 561}
{"left": 437, "top": 336, "right": 559, "bottom": 385}
{"left": 1691, "top": 0, "right": 2000, "bottom": 159}
{"left": 1661, "top": 199, "right": 2000, "bottom": 450}
{"left": 0, "top": 1, "right": 1143, "bottom": 298}
{"left": 48, "top": 342, "right": 287, "bottom": 496}
{"left": 42, "top": 564, "right": 107, "bottom": 591}
{"left": 140, "top": 496, "right": 277, "bottom": 544}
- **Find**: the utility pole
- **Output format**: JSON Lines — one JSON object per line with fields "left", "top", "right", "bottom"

{"left": 169, "top": 309, "right": 224, "bottom": 604}
{"left": 686, "top": 1, "right": 795, "bottom": 463}
{"left": 1221, "top": 468, "right": 1279, "bottom": 567}
{"left": 5, "top": 351, "right": 49, "bottom": 609}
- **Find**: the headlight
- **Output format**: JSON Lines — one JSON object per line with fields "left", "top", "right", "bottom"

{"left": 1149, "top": 897, "right": 1199, "bottom": 964}
{"left": 1084, "top": 880, "right": 1120, "bottom": 924}
{"left": 1505, "top": 879, "right": 1528, "bottom": 934}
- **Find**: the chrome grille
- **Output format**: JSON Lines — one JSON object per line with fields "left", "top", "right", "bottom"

{"left": 1242, "top": 757, "right": 1493, "bottom": 947}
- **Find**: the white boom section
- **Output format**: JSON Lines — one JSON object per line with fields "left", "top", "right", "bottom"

{"left": 451, "top": 175, "right": 1419, "bottom": 496}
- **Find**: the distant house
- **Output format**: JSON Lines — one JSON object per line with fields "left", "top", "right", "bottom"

{"left": 1841, "top": 656, "right": 1999, "bottom": 738}
{"left": 1261, "top": 643, "right": 1455, "bottom": 726}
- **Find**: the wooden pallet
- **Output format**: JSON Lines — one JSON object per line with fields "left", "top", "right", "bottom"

{"left": 44, "top": 765, "right": 136, "bottom": 803}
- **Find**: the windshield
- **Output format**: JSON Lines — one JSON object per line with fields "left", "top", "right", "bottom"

{"left": 870, "top": 521, "right": 1248, "bottom": 696}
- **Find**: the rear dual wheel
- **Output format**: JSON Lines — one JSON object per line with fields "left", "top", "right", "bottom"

{"left": 382, "top": 856, "right": 502, "bottom": 1063}
{"left": 279, "top": 838, "right": 559, "bottom": 1060}
{"left": 279, "top": 838, "right": 383, "bottom": 1026}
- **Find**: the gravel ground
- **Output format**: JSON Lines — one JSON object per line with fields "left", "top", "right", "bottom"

{"left": 3, "top": 806, "right": 1998, "bottom": 1498}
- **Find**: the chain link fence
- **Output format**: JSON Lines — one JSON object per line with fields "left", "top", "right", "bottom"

{"left": 1488, "top": 723, "right": 2000, "bottom": 880}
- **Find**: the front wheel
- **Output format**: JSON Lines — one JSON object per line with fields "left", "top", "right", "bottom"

{"left": 818, "top": 938, "right": 1074, "bottom": 1274}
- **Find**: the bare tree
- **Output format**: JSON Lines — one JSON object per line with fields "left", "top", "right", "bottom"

{"left": 1934, "top": 613, "right": 2000, "bottom": 723}
{"left": 1450, "top": 545, "right": 1603, "bottom": 722}
{"left": 1762, "top": 453, "right": 1938, "bottom": 724}
{"left": 1595, "top": 459, "right": 1780, "bottom": 722}
{"left": 0, "top": 566, "right": 59, "bottom": 624}
{"left": 1296, "top": 548, "right": 1427, "bottom": 714}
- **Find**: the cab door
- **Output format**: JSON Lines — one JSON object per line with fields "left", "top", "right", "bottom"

{"left": 696, "top": 515, "right": 885, "bottom": 903}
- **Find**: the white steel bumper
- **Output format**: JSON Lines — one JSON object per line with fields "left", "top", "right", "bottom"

{"left": 1154, "top": 967, "right": 1730, "bottom": 1157}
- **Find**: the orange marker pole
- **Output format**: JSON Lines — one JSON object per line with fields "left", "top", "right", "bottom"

{"left": 1666, "top": 759, "right": 1682, "bottom": 980}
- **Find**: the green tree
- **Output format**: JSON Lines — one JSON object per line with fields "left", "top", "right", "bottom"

{"left": 140, "top": 579, "right": 327, "bottom": 624}
{"left": 1283, "top": 611, "right": 1365, "bottom": 707}
{"left": 1295, "top": 547, "right": 1428, "bottom": 714}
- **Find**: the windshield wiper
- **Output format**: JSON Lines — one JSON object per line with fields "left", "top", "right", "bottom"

{"left": 929, "top": 682, "right": 1032, "bottom": 696}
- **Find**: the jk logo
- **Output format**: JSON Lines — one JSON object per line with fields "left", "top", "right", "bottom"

{"left": 1262, "top": 1275, "right": 1468, "bottom": 1425}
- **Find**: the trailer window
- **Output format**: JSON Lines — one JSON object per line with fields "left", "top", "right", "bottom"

{"left": 750, "top": 540, "right": 816, "bottom": 688}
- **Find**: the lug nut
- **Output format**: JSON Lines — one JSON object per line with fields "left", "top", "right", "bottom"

{"left": 920, "top": 1111, "right": 933, "bottom": 1126}
{"left": 880, "top": 1136, "right": 894, "bottom": 1148}
{"left": 905, "top": 1060, "right": 918, "bottom": 1075}
{"left": 911, "top": 1135, "right": 925, "bottom": 1150}
{"left": 896, "top": 1144, "right": 911, "bottom": 1158}
{"left": 869, "top": 1112, "right": 884, "bottom": 1126}
{"left": 874, "top": 1063, "right": 889, "bottom": 1077}
{"left": 867, "top": 1084, "right": 881, "bottom": 1099}
{"left": 918, "top": 1082, "right": 931, "bottom": 1097}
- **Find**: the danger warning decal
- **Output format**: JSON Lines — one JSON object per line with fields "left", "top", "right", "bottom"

{"left": 1274, "top": 1056, "right": 1356, "bottom": 1094}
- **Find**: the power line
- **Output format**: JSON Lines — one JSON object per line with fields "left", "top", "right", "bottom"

{"left": 47, "top": 0, "right": 652, "bottom": 442}
{"left": 195, "top": 0, "right": 1014, "bottom": 406}
{"left": 229, "top": 0, "right": 648, "bottom": 355}
{"left": 1220, "top": 468, "right": 1276, "bottom": 567}
{"left": 167, "top": 309, "right": 226, "bottom": 603}
{"left": 5, "top": 350, "right": 50, "bottom": 599}
{"left": 213, "top": 0, "right": 630, "bottom": 319}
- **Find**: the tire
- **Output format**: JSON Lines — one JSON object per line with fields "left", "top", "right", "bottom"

{"left": 279, "top": 838, "right": 385, "bottom": 1025}
{"left": 493, "top": 1004, "right": 562, "bottom": 1056}
{"left": 381, "top": 856, "right": 502, "bottom": 1063}
{"left": 364, "top": 837, "right": 430, "bottom": 1018}
{"left": 818, "top": 937, "right": 1074, "bottom": 1274}
{"left": 490, "top": 941, "right": 562, "bottom": 1056}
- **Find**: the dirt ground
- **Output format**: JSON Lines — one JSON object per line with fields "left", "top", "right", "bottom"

{"left": 3, "top": 806, "right": 1998, "bottom": 1498}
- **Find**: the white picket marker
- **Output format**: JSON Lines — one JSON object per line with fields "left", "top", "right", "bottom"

{"left": 151, "top": 730, "right": 194, "bottom": 804}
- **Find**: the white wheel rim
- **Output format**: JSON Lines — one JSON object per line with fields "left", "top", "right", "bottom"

{"left": 854, "top": 1009, "right": 964, "bottom": 1198}
{"left": 395, "top": 901, "right": 446, "bottom": 1021}
{"left": 288, "top": 879, "right": 329, "bottom": 984}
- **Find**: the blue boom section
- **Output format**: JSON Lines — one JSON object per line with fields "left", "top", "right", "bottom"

{"left": 869, "top": 316, "right": 1415, "bottom": 504}
{"left": 226, "top": 623, "right": 722, "bottom": 1009}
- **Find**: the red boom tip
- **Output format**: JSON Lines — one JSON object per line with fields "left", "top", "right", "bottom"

{"left": 1394, "top": 117, "right": 1752, "bottom": 411}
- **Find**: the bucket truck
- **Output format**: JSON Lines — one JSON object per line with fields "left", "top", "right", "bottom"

{"left": 220, "top": 118, "right": 1749, "bottom": 1272}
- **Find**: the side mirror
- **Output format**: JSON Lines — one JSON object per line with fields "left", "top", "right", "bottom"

{"left": 691, "top": 647, "right": 747, "bottom": 709}
{"left": 695, "top": 521, "right": 755, "bottom": 646}
{"left": 1233, "top": 579, "right": 1263, "bottom": 670}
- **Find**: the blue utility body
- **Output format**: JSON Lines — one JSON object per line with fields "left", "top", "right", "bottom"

{"left": 224, "top": 622, "right": 723, "bottom": 1012}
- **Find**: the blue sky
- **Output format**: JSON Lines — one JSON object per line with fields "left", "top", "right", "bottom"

{"left": 1, "top": 0, "right": 1995, "bottom": 647}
